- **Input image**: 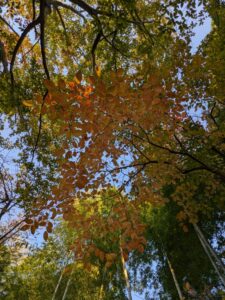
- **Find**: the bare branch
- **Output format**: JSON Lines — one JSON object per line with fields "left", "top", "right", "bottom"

{"left": 0, "top": 16, "right": 20, "bottom": 37}
{"left": 10, "top": 16, "right": 41, "bottom": 83}
{"left": 69, "top": 0, "right": 98, "bottom": 16}
{"left": 51, "top": 0, "right": 86, "bottom": 20}
{"left": 31, "top": 90, "right": 49, "bottom": 161}
{"left": 21, "top": 38, "right": 40, "bottom": 60}
{"left": 91, "top": 30, "right": 102, "bottom": 72}
{"left": 0, "top": 219, "right": 24, "bottom": 244}
{"left": 209, "top": 102, "right": 219, "bottom": 128}
{"left": 40, "top": 0, "right": 50, "bottom": 80}
{"left": 137, "top": 125, "right": 225, "bottom": 182}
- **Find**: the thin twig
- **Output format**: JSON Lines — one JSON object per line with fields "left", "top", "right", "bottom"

{"left": 0, "top": 16, "right": 20, "bottom": 37}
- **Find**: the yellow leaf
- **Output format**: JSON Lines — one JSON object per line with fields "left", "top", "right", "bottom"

{"left": 105, "top": 261, "right": 113, "bottom": 268}
{"left": 95, "top": 66, "right": 101, "bottom": 77}
{"left": 22, "top": 100, "right": 33, "bottom": 107}
{"left": 105, "top": 253, "right": 117, "bottom": 261}
{"left": 63, "top": 264, "right": 73, "bottom": 274}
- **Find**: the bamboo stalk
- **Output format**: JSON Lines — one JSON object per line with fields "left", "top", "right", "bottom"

{"left": 120, "top": 244, "right": 132, "bottom": 300}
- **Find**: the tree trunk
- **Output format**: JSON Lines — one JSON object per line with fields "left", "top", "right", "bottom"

{"left": 194, "top": 223, "right": 225, "bottom": 287}
{"left": 52, "top": 269, "right": 64, "bottom": 300}
{"left": 62, "top": 272, "right": 73, "bottom": 300}
{"left": 120, "top": 245, "right": 132, "bottom": 300}
{"left": 166, "top": 255, "right": 185, "bottom": 300}
{"left": 99, "top": 283, "right": 104, "bottom": 300}
{"left": 194, "top": 224, "right": 225, "bottom": 273}
{"left": 98, "top": 267, "right": 106, "bottom": 300}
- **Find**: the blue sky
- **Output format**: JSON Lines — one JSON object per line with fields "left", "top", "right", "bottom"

{"left": 191, "top": 16, "right": 211, "bottom": 52}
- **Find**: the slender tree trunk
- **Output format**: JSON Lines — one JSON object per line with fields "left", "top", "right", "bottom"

{"left": 120, "top": 245, "right": 132, "bottom": 300}
{"left": 52, "top": 269, "right": 64, "bottom": 300}
{"left": 52, "top": 252, "right": 74, "bottom": 300}
{"left": 99, "top": 283, "right": 104, "bottom": 300}
{"left": 194, "top": 224, "right": 225, "bottom": 274}
{"left": 98, "top": 266, "right": 106, "bottom": 300}
{"left": 62, "top": 271, "right": 73, "bottom": 300}
{"left": 193, "top": 224, "right": 225, "bottom": 287}
{"left": 166, "top": 255, "right": 184, "bottom": 300}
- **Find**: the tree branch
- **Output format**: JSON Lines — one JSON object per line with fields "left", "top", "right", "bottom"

{"left": 10, "top": 16, "right": 41, "bottom": 83}
{"left": 69, "top": 0, "right": 98, "bottom": 16}
{"left": 91, "top": 30, "right": 102, "bottom": 72}
{"left": 31, "top": 90, "right": 48, "bottom": 161}
{"left": 0, "top": 219, "right": 24, "bottom": 244}
{"left": 40, "top": 0, "right": 50, "bottom": 80}
{"left": 0, "top": 16, "right": 20, "bottom": 37}
{"left": 51, "top": 1, "right": 86, "bottom": 20}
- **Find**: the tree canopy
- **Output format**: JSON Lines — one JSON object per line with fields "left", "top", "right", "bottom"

{"left": 0, "top": 0, "right": 225, "bottom": 299}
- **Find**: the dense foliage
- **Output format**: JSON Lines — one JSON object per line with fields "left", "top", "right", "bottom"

{"left": 0, "top": 0, "right": 225, "bottom": 299}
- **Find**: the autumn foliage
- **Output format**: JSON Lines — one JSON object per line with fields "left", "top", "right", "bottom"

{"left": 1, "top": 0, "right": 225, "bottom": 298}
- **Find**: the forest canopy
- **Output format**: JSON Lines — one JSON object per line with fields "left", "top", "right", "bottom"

{"left": 0, "top": 0, "right": 225, "bottom": 299}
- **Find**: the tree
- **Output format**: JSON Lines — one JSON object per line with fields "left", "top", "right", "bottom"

{"left": 0, "top": 1, "right": 225, "bottom": 299}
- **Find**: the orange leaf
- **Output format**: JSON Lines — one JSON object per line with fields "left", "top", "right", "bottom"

{"left": 105, "top": 261, "right": 113, "bottom": 268}
{"left": 31, "top": 225, "right": 36, "bottom": 235}
{"left": 25, "top": 218, "right": 33, "bottom": 224}
{"left": 47, "top": 222, "right": 53, "bottom": 233}
{"left": 137, "top": 244, "right": 145, "bottom": 253}
{"left": 20, "top": 224, "right": 30, "bottom": 231}
{"left": 43, "top": 79, "right": 55, "bottom": 90}
{"left": 43, "top": 231, "right": 48, "bottom": 241}
{"left": 117, "top": 68, "right": 123, "bottom": 77}
{"left": 39, "top": 221, "right": 46, "bottom": 226}
{"left": 105, "top": 253, "right": 117, "bottom": 261}
{"left": 74, "top": 71, "right": 82, "bottom": 84}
